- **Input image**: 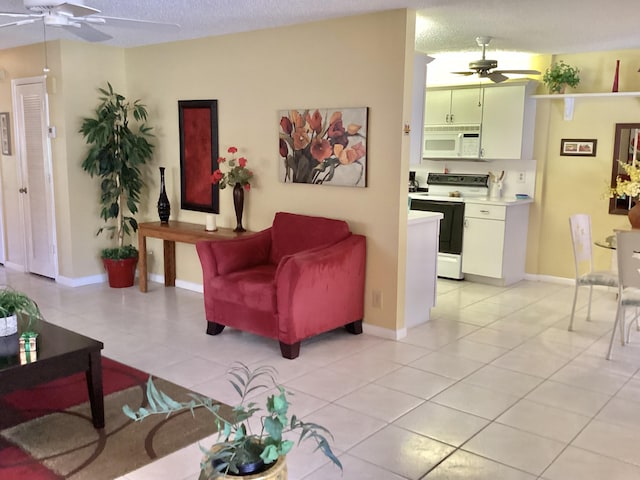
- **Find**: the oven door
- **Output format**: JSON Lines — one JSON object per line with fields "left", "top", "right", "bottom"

{"left": 410, "top": 198, "right": 464, "bottom": 254}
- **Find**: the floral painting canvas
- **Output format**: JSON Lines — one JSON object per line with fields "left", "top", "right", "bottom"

{"left": 278, "top": 107, "right": 368, "bottom": 187}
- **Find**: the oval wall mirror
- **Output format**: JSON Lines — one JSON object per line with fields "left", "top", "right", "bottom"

{"left": 609, "top": 123, "right": 640, "bottom": 215}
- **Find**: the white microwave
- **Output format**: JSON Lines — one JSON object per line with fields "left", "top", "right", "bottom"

{"left": 423, "top": 124, "right": 481, "bottom": 159}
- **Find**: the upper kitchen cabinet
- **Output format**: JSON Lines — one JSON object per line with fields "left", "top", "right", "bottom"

{"left": 480, "top": 81, "right": 537, "bottom": 160}
{"left": 425, "top": 88, "right": 483, "bottom": 125}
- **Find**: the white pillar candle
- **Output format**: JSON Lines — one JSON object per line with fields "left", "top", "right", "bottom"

{"left": 205, "top": 214, "right": 216, "bottom": 231}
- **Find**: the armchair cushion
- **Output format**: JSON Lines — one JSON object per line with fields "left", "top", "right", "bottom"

{"left": 210, "top": 264, "right": 277, "bottom": 312}
{"left": 269, "top": 212, "right": 351, "bottom": 264}
{"left": 211, "top": 229, "right": 271, "bottom": 275}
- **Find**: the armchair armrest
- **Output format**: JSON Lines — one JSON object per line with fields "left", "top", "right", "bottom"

{"left": 196, "top": 228, "right": 272, "bottom": 277}
{"left": 275, "top": 234, "right": 366, "bottom": 344}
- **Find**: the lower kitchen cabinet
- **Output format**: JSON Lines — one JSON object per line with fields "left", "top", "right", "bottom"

{"left": 462, "top": 201, "right": 530, "bottom": 285}
{"left": 405, "top": 211, "right": 442, "bottom": 328}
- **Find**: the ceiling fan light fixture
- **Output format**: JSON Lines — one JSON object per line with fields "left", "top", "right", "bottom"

{"left": 1, "top": 1, "right": 179, "bottom": 43}
{"left": 452, "top": 36, "right": 540, "bottom": 83}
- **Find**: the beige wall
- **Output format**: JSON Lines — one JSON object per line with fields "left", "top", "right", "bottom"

{"left": 122, "top": 9, "right": 415, "bottom": 331}
{"left": 58, "top": 41, "right": 127, "bottom": 277}
{"left": 528, "top": 50, "right": 640, "bottom": 279}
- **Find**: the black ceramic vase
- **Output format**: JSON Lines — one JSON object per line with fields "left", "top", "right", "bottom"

{"left": 157, "top": 167, "right": 171, "bottom": 224}
{"left": 233, "top": 183, "right": 246, "bottom": 232}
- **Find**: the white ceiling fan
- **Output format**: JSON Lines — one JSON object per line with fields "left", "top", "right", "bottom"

{"left": 0, "top": 0, "right": 179, "bottom": 42}
{"left": 452, "top": 36, "right": 540, "bottom": 83}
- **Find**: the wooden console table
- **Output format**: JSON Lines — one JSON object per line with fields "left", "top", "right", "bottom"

{"left": 137, "top": 221, "right": 252, "bottom": 293}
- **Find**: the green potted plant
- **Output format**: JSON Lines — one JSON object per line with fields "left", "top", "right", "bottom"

{"left": 543, "top": 60, "right": 580, "bottom": 94}
{"left": 0, "top": 287, "right": 42, "bottom": 356}
{"left": 0, "top": 287, "right": 42, "bottom": 335}
{"left": 123, "top": 362, "right": 342, "bottom": 479}
{"left": 79, "top": 83, "right": 155, "bottom": 288}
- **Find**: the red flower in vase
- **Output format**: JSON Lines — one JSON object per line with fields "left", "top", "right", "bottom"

{"left": 210, "top": 146, "right": 254, "bottom": 190}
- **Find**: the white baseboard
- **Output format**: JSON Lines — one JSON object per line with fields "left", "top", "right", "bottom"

{"left": 524, "top": 273, "right": 574, "bottom": 285}
{"left": 148, "top": 273, "right": 203, "bottom": 293}
{"left": 524, "top": 273, "right": 617, "bottom": 292}
{"left": 363, "top": 323, "right": 407, "bottom": 340}
{"left": 56, "top": 274, "right": 106, "bottom": 287}
{"left": 3, "top": 261, "right": 25, "bottom": 272}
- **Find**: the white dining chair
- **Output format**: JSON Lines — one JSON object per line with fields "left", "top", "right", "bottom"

{"left": 568, "top": 214, "right": 618, "bottom": 331}
{"left": 607, "top": 230, "right": 640, "bottom": 360}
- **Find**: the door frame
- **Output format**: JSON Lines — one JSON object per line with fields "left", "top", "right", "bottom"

{"left": 11, "top": 75, "right": 58, "bottom": 278}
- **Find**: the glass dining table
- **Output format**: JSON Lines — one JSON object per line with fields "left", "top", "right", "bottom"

{"left": 595, "top": 234, "right": 616, "bottom": 250}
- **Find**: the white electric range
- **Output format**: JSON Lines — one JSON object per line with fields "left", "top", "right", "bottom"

{"left": 409, "top": 173, "right": 490, "bottom": 279}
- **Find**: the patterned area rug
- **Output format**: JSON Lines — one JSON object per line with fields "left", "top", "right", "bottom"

{"left": 0, "top": 358, "right": 229, "bottom": 480}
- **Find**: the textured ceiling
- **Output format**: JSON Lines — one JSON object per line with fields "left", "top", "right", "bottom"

{"left": 0, "top": 0, "right": 638, "bottom": 55}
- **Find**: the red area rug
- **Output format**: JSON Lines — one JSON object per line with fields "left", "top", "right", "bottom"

{"left": 0, "top": 358, "right": 226, "bottom": 480}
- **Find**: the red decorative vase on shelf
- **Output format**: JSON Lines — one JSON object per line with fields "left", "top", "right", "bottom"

{"left": 233, "top": 183, "right": 246, "bottom": 232}
{"left": 629, "top": 201, "right": 640, "bottom": 228}
{"left": 612, "top": 59, "right": 620, "bottom": 93}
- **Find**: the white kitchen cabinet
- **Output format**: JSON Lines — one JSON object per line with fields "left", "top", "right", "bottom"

{"left": 410, "top": 53, "right": 430, "bottom": 165}
{"left": 425, "top": 88, "right": 482, "bottom": 125}
{"left": 480, "top": 82, "right": 536, "bottom": 160}
{"left": 462, "top": 201, "right": 530, "bottom": 286}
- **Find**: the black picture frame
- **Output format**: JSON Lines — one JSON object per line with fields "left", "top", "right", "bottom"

{"left": 560, "top": 138, "right": 597, "bottom": 157}
{"left": 178, "top": 100, "right": 219, "bottom": 213}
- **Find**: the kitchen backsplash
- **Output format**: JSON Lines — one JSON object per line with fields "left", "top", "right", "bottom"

{"left": 414, "top": 159, "right": 537, "bottom": 199}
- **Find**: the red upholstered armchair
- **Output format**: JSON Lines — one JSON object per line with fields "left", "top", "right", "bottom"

{"left": 196, "top": 212, "right": 366, "bottom": 359}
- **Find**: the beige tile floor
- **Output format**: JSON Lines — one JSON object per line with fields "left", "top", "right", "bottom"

{"left": 3, "top": 267, "right": 640, "bottom": 480}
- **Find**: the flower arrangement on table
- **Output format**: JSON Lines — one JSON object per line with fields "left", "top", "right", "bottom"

{"left": 279, "top": 108, "right": 367, "bottom": 186}
{"left": 210, "top": 146, "right": 253, "bottom": 191}
{"left": 610, "top": 161, "right": 640, "bottom": 199}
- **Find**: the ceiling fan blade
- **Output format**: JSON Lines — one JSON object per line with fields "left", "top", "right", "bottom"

{"left": 493, "top": 69, "right": 541, "bottom": 75}
{"left": 487, "top": 72, "right": 509, "bottom": 83}
{"left": 451, "top": 71, "right": 475, "bottom": 76}
{"left": 0, "top": 12, "right": 33, "bottom": 18}
{"left": 80, "top": 17, "right": 106, "bottom": 25}
{"left": 0, "top": 18, "right": 38, "bottom": 28}
{"left": 96, "top": 15, "right": 180, "bottom": 28}
{"left": 62, "top": 23, "right": 112, "bottom": 42}
{"left": 56, "top": 2, "right": 100, "bottom": 18}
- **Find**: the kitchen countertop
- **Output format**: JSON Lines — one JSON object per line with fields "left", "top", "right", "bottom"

{"left": 409, "top": 192, "right": 534, "bottom": 206}
{"left": 408, "top": 210, "right": 444, "bottom": 224}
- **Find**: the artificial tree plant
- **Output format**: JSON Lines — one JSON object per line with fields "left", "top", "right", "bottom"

{"left": 80, "top": 83, "right": 154, "bottom": 286}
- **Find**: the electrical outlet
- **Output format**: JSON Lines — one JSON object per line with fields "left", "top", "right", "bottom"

{"left": 517, "top": 172, "right": 526, "bottom": 183}
{"left": 372, "top": 290, "right": 383, "bottom": 309}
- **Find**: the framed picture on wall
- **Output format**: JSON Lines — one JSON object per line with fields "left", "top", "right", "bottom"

{"left": 0, "top": 112, "right": 11, "bottom": 156}
{"left": 278, "top": 107, "right": 368, "bottom": 187}
{"left": 178, "top": 100, "right": 219, "bottom": 213}
{"left": 560, "top": 138, "right": 597, "bottom": 157}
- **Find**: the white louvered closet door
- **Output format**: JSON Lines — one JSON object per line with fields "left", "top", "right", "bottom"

{"left": 14, "top": 78, "right": 57, "bottom": 279}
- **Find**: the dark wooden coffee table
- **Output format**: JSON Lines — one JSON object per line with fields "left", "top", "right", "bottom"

{"left": 0, "top": 321, "right": 105, "bottom": 428}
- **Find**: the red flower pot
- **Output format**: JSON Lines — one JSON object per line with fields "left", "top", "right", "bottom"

{"left": 102, "top": 257, "right": 138, "bottom": 288}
